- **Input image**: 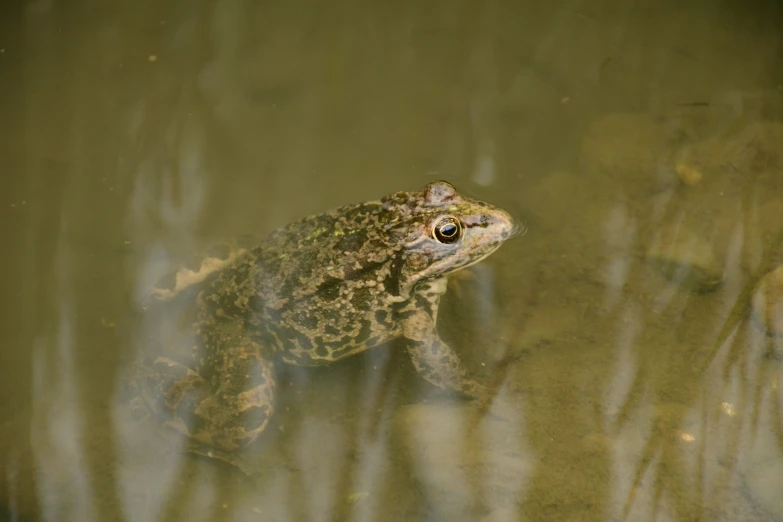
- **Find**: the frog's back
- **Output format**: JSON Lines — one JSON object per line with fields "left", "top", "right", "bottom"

{"left": 248, "top": 200, "right": 406, "bottom": 366}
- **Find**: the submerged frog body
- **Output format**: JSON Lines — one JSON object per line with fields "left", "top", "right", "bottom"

{"left": 138, "top": 181, "right": 517, "bottom": 452}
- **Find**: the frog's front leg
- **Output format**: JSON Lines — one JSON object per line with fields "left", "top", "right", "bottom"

{"left": 401, "top": 278, "right": 486, "bottom": 400}
{"left": 147, "top": 341, "right": 276, "bottom": 452}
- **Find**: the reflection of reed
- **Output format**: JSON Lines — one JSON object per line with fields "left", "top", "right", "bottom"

{"left": 611, "top": 198, "right": 783, "bottom": 520}
{"left": 710, "top": 224, "right": 783, "bottom": 362}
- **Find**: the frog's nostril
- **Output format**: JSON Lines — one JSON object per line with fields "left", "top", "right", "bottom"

{"left": 490, "top": 210, "right": 516, "bottom": 237}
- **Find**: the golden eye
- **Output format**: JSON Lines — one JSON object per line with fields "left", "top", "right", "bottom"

{"left": 432, "top": 216, "right": 462, "bottom": 244}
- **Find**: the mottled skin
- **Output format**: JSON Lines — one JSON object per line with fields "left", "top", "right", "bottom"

{"left": 140, "top": 181, "right": 517, "bottom": 453}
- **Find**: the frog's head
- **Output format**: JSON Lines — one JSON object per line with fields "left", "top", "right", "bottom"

{"left": 385, "top": 180, "right": 519, "bottom": 298}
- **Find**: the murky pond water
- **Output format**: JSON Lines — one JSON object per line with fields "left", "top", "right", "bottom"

{"left": 2, "top": 0, "right": 783, "bottom": 520}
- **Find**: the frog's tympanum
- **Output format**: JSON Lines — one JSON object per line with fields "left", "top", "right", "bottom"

{"left": 137, "top": 181, "right": 518, "bottom": 453}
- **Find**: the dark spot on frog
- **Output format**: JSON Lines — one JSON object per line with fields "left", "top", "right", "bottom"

{"left": 316, "top": 277, "right": 343, "bottom": 302}
{"left": 414, "top": 293, "right": 431, "bottom": 310}
{"left": 381, "top": 261, "right": 403, "bottom": 298}
{"left": 353, "top": 320, "right": 372, "bottom": 345}
{"left": 350, "top": 287, "right": 374, "bottom": 312}
{"left": 375, "top": 309, "right": 392, "bottom": 328}
{"left": 343, "top": 258, "right": 387, "bottom": 281}
{"left": 278, "top": 326, "right": 313, "bottom": 355}
{"left": 313, "top": 339, "right": 333, "bottom": 359}
{"left": 323, "top": 323, "right": 340, "bottom": 336}
{"left": 395, "top": 308, "right": 417, "bottom": 321}
{"left": 463, "top": 213, "right": 491, "bottom": 229}
{"left": 335, "top": 229, "right": 369, "bottom": 253}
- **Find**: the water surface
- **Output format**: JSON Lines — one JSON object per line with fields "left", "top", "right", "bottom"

{"left": 1, "top": 0, "right": 782, "bottom": 520}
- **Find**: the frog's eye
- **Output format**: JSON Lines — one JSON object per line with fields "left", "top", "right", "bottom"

{"left": 432, "top": 216, "right": 462, "bottom": 244}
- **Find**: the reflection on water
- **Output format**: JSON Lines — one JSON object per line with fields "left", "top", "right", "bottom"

{"left": 2, "top": 0, "right": 783, "bottom": 520}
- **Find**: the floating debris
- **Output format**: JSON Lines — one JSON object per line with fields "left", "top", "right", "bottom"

{"left": 674, "top": 162, "right": 703, "bottom": 186}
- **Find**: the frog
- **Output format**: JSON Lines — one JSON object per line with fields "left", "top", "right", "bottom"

{"left": 134, "top": 180, "right": 518, "bottom": 455}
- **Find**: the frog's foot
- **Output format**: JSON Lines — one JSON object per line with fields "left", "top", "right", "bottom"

{"left": 156, "top": 354, "right": 277, "bottom": 453}
{"left": 403, "top": 277, "right": 490, "bottom": 400}
{"left": 405, "top": 334, "right": 488, "bottom": 400}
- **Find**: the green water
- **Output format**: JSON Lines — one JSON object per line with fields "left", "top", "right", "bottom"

{"left": 1, "top": 0, "right": 782, "bottom": 520}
